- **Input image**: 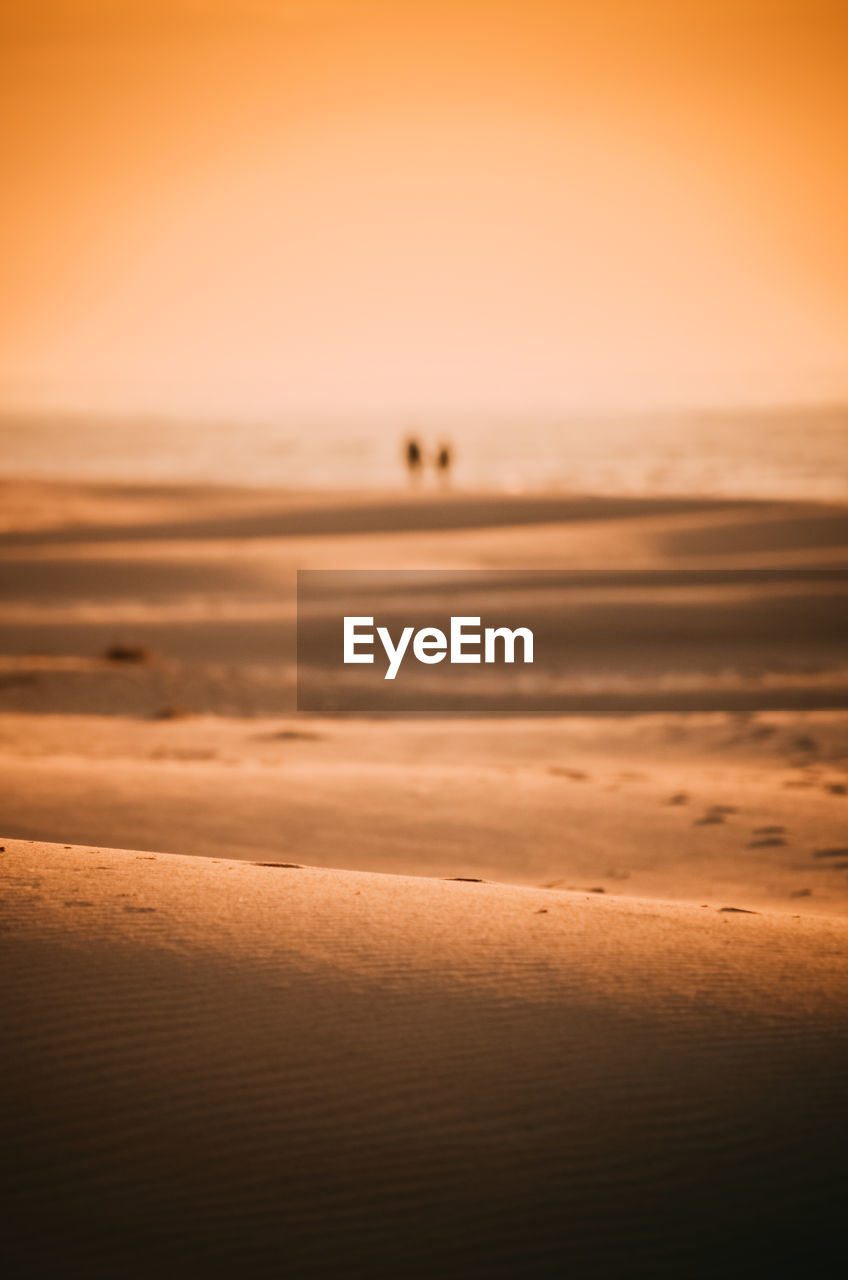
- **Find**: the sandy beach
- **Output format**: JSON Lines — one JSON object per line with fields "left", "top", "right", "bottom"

{"left": 1, "top": 478, "right": 847, "bottom": 1274}
{"left": 3, "top": 837, "right": 848, "bottom": 1277}
{"left": 5, "top": 0, "right": 848, "bottom": 1270}
{"left": 1, "top": 478, "right": 846, "bottom": 908}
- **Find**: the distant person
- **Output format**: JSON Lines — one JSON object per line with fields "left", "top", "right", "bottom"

{"left": 405, "top": 436, "right": 423, "bottom": 482}
{"left": 435, "top": 442, "right": 452, "bottom": 484}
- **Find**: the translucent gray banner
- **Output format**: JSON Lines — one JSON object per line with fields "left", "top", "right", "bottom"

{"left": 297, "top": 569, "right": 848, "bottom": 714}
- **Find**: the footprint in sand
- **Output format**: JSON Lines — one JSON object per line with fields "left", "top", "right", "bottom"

{"left": 695, "top": 804, "right": 738, "bottom": 826}
{"left": 665, "top": 793, "right": 688, "bottom": 806}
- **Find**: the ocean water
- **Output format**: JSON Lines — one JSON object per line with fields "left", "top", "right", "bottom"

{"left": 0, "top": 405, "right": 845, "bottom": 499}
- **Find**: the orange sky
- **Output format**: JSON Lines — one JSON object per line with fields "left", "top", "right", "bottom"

{"left": 2, "top": 0, "right": 847, "bottom": 417}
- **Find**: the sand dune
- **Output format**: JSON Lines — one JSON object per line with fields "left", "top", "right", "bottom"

{"left": 2, "top": 838, "right": 848, "bottom": 1277}
{"left": 3, "top": 482, "right": 848, "bottom": 1274}
{"left": 1, "top": 480, "right": 846, "bottom": 916}
{"left": 1, "top": 712, "right": 847, "bottom": 916}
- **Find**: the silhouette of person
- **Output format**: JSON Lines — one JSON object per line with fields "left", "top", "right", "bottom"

{"left": 435, "top": 442, "right": 452, "bottom": 483}
{"left": 405, "top": 436, "right": 423, "bottom": 482}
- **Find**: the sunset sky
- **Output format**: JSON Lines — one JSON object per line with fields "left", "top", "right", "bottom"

{"left": 2, "top": 0, "right": 846, "bottom": 418}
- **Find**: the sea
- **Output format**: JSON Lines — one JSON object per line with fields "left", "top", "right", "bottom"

{"left": 0, "top": 404, "right": 845, "bottom": 499}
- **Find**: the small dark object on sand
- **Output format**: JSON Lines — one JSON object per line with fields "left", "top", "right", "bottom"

{"left": 589, "top": 887, "right": 605, "bottom": 894}
{"left": 747, "top": 837, "right": 787, "bottom": 848}
{"left": 719, "top": 906, "right": 760, "bottom": 914}
{"left": 813, "top": 847, "right": 848, "bottom": 859}
{"left": 535, "top": 908, "right": 548, "bottom": 914}
{"left": 666, "top": 792, "right": 688, "bottom": 805}
{"left": 695, "top": 813, "right": 725, "bottom": 826}
{"left": 255, "top": 862, "right": 303, "bottom": 869}
{"left": 827, "top": 783, "right": 847, "bottom": 795}
{"left": 104, "top": 644, "right": 150, "bottom": 663}
{"left": 446, "top": 876, "right": 484, "bottom": 882}
{"left": 154, "top": 705, "right": 192, "bottom": 720}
